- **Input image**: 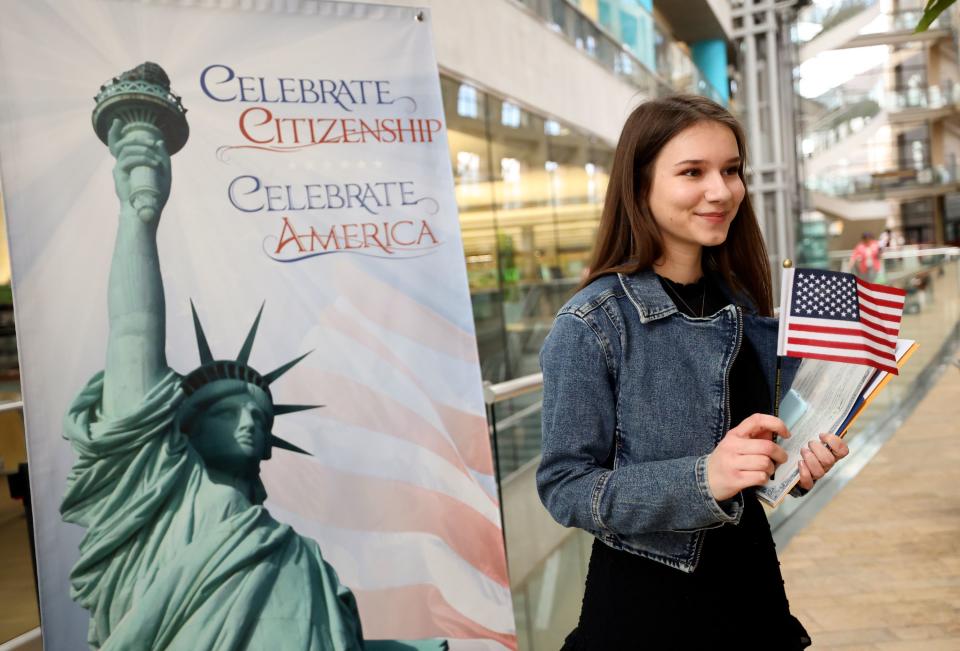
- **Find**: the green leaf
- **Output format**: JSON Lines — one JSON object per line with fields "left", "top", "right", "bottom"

{"left": 915, "top": 0, "right": 955, "bottom": 32}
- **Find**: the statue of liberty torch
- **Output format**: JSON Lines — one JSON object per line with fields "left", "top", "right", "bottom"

{"left": 61, "top": 62, "right": 446, "bottom": 651}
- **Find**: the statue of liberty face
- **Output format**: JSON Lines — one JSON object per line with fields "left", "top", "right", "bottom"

{"left": 180, "top": 380, "right": 274, "bottom": 475}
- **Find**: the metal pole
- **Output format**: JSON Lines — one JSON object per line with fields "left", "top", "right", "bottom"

{"left": 488, "top": 402, "right": 507, "bottom": 546}
{"left": 744, "top": 5, "right": 768, "bottom": 240}
{"left": 766, "top": 4, "right": 790, "bottom": 265}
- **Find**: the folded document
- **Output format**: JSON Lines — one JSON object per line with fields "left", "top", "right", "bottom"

{"left": 757, "top": 339, "right": 918, "bottom": 508}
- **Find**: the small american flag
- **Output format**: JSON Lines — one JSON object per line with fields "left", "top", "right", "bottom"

{"left": 777, "top": 268, "right": 906, "bottom": 374}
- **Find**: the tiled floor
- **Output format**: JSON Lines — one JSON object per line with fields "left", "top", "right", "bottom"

{"left": 780, "top": 362, "right": 960, "bottom": 650}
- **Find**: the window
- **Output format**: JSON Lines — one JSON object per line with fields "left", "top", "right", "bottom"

{"left": 500, "top": 157, "right": 521, "bottom": 184}
{"left": 457, "top": 84, "right": 478, "bottom": 118}
{"left": 501, "top": 101, "right": 521, "bottom": 128}
{"left": 456, "top": 151, "right": 480, "bottom": 183}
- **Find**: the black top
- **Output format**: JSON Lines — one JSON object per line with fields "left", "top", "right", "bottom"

{"left": 562, "top": 275, "right": 811, "bottom": 650}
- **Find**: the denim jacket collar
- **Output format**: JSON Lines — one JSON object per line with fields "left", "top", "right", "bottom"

{"left": 617, "top": 272, "right": 677, "bottom": 323}
{"left": 618, "top": 269, "right": 758, "bottom": 323}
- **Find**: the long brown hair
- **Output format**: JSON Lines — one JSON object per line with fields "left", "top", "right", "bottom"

{"left": 582, "top": 94, "right": 773, "bottom": 316}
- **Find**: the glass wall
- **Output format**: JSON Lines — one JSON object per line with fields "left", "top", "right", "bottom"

{"left": 441, "top": 76, "right": 614, "bottom": 383}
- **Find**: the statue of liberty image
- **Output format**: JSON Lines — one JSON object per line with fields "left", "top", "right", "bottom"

{"left": 59, "top": 62, "right": 446, "bottom": 651}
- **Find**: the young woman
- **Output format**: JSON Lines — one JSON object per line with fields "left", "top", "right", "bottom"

{"left": 537, "top": 95, "right": 849, "bottom": 649}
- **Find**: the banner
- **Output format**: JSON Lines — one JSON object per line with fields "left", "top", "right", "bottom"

{"left": 0, "top": 1, "right": 515, "bottom": 649}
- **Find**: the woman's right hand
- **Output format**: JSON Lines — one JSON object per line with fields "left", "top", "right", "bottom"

{"left": 706, "top": 413, "right": 790, "bottom": 502}
{"left": 108, "top": 118, "right": 171, "bottom": 225}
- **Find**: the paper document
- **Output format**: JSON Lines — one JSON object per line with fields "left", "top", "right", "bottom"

{"left": 756, "top": 339, "right": 916, "bottom": 507}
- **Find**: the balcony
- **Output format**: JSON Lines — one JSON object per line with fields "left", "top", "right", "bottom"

{"left": 798, "top": 0, "right": 882, "bottom": 62}
{"left": 804, "top": 83, "right": 960, "bottom": 178}
{"left": 884, "top": 83, "right": 960, "bottom": 124}
{"left": 809, "top": 163, "right": 960, "bottom": 201}
{"left": 799, "top": 2, "right": 952, "bottom": 63}
{"left": 803, "top": 98, "right": 884, "bottom": 168}
{"left": 838, "top": 8, "right": 953, "bottom": 49}
{"left": 513, "top": 0, "right": 726, "bottom": 104}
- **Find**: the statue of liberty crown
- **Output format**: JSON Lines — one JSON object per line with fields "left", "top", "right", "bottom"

{"left": 181, "top": 301, "right": 317, "bottom": 455}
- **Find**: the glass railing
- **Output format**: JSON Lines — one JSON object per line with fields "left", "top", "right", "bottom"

{"left": 803, "top": 100, "right": 882, "bottom": 158}
{"left": 887, "top": 82, "right": 960, "bottom": 110}
{"left": 486, "top": 370, "right": 586, "bottom": 651}
{"left": 509, "top": 526, "right": 593, "bottom": 650}
{"left": 796, "top": 0, "right": 879, "bottom": 43}
{"left": 485, "top": 373, "right": 545, "bottom": 480}
{"left": 860, "top": 8, "right": 952, "bottom": 33}
{"left": 797, "top": 1, "right": 950, "bottom": 43}
{"left": 805, "top": 82, "right": 960, "bottom": 159}
{"left": 808, "top": 163, "right": 958, "bottom": 197}
{"left": 512, "top": 0, "right": 725, "bottom": 104}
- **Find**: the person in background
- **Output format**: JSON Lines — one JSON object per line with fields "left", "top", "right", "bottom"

{"left": 850, "top": 231, "right": 882, "bottom": 282}
{"left": 879, "top": 228, "right": 892, "bottom": 251}
{"left": 537, "top": 95, "right": 850, "bottom": 649}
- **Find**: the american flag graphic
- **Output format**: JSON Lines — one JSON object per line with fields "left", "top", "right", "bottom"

{"left": 777, "top": 268, "right": 906, "bottom": 374}
{"left": 261, "top": 257, "right": 517, "bottom": 650}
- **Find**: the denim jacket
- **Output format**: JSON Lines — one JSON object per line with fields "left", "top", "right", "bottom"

{"left": 537, "top": 270, "right": 800, "bottom": 573}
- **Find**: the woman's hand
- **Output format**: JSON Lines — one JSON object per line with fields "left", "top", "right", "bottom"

{"left": 797, "top": 432, "right": 849, "bottom": 491}
{"left": 707, "top": 413, "right": 790, "bottom": 502}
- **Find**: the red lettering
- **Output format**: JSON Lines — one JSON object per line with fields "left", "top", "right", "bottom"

{"left": 239, "top": 106, "right": 274, "bottom": 144}
{"left": 317, "top": 118, "right": 338, "bottom": 143}
{"left": 286, "top": 118, "right": 308, "bottom": 144}
{"left": 341, "top": 119, "right": 359, "bottom": 144}
{"left": 310, "top": 226, "right": 340, "bottom": 251}
{"left": 417, "top": 220, "right": 439, "bottom": 245}
{"left": 275, "top": 217, "right": 305, "bottom": 253}
{"left": 379, "top": 119, "right": 397, "bottom": 143}
{"left": 341, "top": 223, "right": 361, "bottom": 248}
{"left": 425, "top": 119, "right": 443, "bottom": 142}
{"left": 357, "top": 119, "right": 380, "bottom": 143}
{"left": 390, "top": 220, "right": 416, "bottom": 246}
{"left": 361, "top": 223, "right": 390, "bottom": 253}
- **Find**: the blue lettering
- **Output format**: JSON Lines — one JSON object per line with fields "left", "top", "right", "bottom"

{"left": 238, "top": 76, "right": 258, "bottom": 102}
{"left": 200, "top": 64, "right": 237, "bottom": 102}
{"left": 265, "top": 185, "right": 285, "bottom": 211}
{"left": 228, "top": 175, "right": 263, "bottom": 212}
{"left": 374, "top": 80, "right": 391, "bottom": 104}
{"left": 278, "top": 78, "right": 297, "bottom": 103}
{"left": 319, "top": 80, "right": 348, "bottom": 111}
{"left": 400, "top": 181, "right": 416, "bottom": 205}
{"left": 325, "top": 184, "right": 345, "bottom": 210}
{"left": 300, "top": 79, "right": 319, "bottom": 104}
{"left": 306, "top": 184, "right": 326, "bottom": 209}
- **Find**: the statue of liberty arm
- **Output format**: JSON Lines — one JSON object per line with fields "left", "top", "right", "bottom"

{"left": 59, "top": 63, "right": 446, "bottom": 651}
{"left": 101, "top": 116, "right": 169, "bottom": 419}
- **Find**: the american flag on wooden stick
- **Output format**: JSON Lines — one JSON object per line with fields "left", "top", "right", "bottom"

{"left": 777, "top": 268, "right": 906, "bottom": 374}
